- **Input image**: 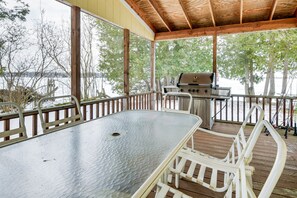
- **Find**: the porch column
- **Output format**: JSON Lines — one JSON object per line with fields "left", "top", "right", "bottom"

{"left": 213, "top": 32, "right": 218, "bottom": 86}
{"left": 150, "top": 41, "right": 156, "bottom": 110}
{"left": 71, "top": 6, "right": 81, "bottom": 102}
{"left": 124, "top": 29, "right": 130, "bottom": 109}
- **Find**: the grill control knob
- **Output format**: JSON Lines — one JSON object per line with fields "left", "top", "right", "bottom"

{"left": 180, "top": 89, "right": 183, "bottom": 92}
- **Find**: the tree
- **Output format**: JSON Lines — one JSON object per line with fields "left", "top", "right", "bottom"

{"left": 218, "top": 33, "right": 265, "bottom": 95}
{"left": 156, "top": 37, "right": 213, "bottom": 90}
{"left": 96, "top": 19, "right": 124, "bottom": 95}
{"left": 0, "top": 0, "right": 29, "bottom": 21}
{"left": 0, "top": 0, "right": 29, "bottom": 75}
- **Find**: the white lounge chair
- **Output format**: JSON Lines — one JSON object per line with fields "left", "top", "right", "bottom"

{"left": 37, "top": 95, "right": 83, "bottom": 133}
{"left": 155, "top": 120, "right": 287, "bottom": 198}
{"left": 0, "top": 102, "right": 27, "bottom": 147}
{"left": 172, "top": 104, "right": 264, "bottom": 191}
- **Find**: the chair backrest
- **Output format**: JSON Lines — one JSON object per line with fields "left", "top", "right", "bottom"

{"left": 226, "top": 104, "right": 264, "bottom": 165}
{"left": 162, "top": 92, "right": 192, "bottom": 114}
{"left": 0, "top": 102, "right": 27, "bottom": 147}
{"left": 227, "top": 120, "right": 287, "bottom": 198}
{"left": 37, "top": 95, "right": 83, "bottom": 133}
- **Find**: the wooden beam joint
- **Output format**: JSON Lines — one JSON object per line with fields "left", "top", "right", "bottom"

{"left": 124, "top": 0, "right": 156, "bottom": 32}
{"left": 178, "top": 0, "right": 192, "bottom": 29}
{"left": 147, "top": 0, "right": 172, "bottom": 31}
{"left": 208, "top": 0, "right": 216, "bottom": 27}
{"left": 269, "top": 0, "right": 278, "bottom": 21}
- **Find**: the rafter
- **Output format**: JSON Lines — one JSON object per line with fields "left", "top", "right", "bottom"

{"left": 124, "top": 0, "right": 156, "bottom": 32}
{"left": 155, "top": 18, "right": 297, "bottom": 40}
{"left": 269, "top": 0, "right": 278, "bottom": 20}
{"left": 208, "top": 0, "right": 216, "bottom": 27}
{"left": 178, "top": 0, "right": 192, "bottom": 29}
{"left": 240, "top": 0, "right": 243, "bottom": 24}
{"left": 147, "top": 0, "right": 172, "bottom": 32}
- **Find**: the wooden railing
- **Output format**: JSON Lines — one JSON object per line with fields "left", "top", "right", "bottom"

{"left": 156, "top": 92, "right": 297, "bottom": 127}
{"left": 214, "top": 94, "right": 297, "bottom": 127}
{"left": 1, "top": 92, "right": 296, "bottom": 141}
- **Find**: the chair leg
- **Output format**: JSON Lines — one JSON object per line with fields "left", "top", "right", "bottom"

{"left": 245, "top": 165, "right": 255, "bottom": 189}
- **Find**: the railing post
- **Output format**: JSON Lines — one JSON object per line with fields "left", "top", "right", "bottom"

{"left": 124, "top": 29, "right": 130, "bottom": 110}
{"left": 71, "top": 6, "right": 81, "bottom": 103}
{"left": 150, "top": 41, "right": 156, "bottom": 110}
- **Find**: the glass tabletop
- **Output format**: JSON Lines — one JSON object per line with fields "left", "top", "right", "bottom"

{"left": 0, "top": 110, "right": 201, "bottom": 198}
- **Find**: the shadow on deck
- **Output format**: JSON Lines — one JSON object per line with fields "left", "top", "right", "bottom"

{"left": 150, "top": 122, "right": 297, "bottom": 198}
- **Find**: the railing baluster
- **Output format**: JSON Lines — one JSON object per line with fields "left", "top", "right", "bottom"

{"left": 269, "top": 98, "right": 272, "bottom": 124}
{"left": 90, "top": 104, "right": 93, "bottom": 120}
{"left": 4, "top": 119, "right": 10, "bottom": 141}
{"left": 83, "top": 105, "right": 87, "bottom": 121}
{"left": 102, "top": 102, "right": 105, "bottom": 117}
{"left": 283, "top": 98, "right": 286, "bottom": 127}
{"left": 45, "top": 112, "right": 49, "bottom": 130}
{"left": 237, "top": 96, "right": 239, "bottom": 122}
{"left": 55, "top": 110, "right": 59, "bottom": 127}
{"left": 262, "top": 97, "right": 265, "bottom": 120}
{"left": 256, "top": 97, "right": 259, "bottom": 122}
{"left": 220, "top": 100, "right": 222, "bottom": 120}
{"left": 107, "top": 101, "right": 110, "bottom": 115}
{"left": 290, "top": 99, "right": 293, "bottom": 127}
{"left": 32, "top": 114, "right": 38, "bottom": 136}
{"left": 225, "top": 99, "right": 228, "bottom": 121}
{"left": 96, "top": 103, "right": 99, "bottom": 118}
{"left": 276, "top": 98, "right": 279, "bottom": 126}
{"left": 231, "top": 96, "right": 234, "bottom": 122}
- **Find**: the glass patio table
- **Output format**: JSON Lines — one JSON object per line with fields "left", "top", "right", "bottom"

{"left": 0, "top": 110, "right": 201, "bottom": 198}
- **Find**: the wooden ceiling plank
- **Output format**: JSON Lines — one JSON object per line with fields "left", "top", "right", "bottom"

{"left": 178, "top": 0, "right": 192, "bottom": 29}
{"left": 269, "top": 0, "right": 278, "bottom": 21}
{"left": 240, "top": 0, "right": 243, "bottom": 24}
{"left": 147, "top": 0, "right": 172, "bottom": 32}
{"left": 124, "top": 0, "right": 156, "bottom": 32}
{"left": 208, "top": 0, "right": 216, "bottom": 27}
{"left": 155, "top": 18, "right": 297, "bottom": 40}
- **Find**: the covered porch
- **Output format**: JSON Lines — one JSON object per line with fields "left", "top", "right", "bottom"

{"left": 1, "top": 0, "right": 297, "bottom": 197}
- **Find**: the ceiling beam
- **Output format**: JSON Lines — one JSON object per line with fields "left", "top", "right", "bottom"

{"left": 124, "top": 0, "right": 156, "bottom": 32}
{"left": 155, "top": 18, "right": 297, "bottom": 40}
{"left": 147, "top": 0, "right": 172, "bottom": 32}
{"left": 208, "top": 0, "right": 216, "bottom": 27}
{"left": 240, "top": 0, "right": 243, "bottom": 24}
{"left": 178, "top": 0, "right": 192, "bottom": 29}
{"left": 269, "top": 0, "right": 278, "bottom": 21}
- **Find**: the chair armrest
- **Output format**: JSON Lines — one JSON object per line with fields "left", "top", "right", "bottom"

{"left": 197, "top": 127, "right": 237, "bottom": 139}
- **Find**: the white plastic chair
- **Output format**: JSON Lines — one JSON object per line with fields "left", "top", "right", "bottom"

{"left": 162, "top": 92, "right": 194, "bottom": 149}
{"left": 171, "top": 104, "right": 264, "bottom": 191}
{"left": 0, "top": 102, "right": 27, "bottom": 147}
{"left": 162, "top": 92, "right": 193, "bottom": 114}
{"left": 224, "top": 120, "right": 287, "bottom": 198}
{"left": 155, "top": 120, "right": 287, "bottom": 198}
{"left": 37, "top": 95, "right": 83, "bottom": 133}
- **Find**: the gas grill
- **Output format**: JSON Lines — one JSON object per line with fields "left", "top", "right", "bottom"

{"left": 176, "top": 72, "right": 231, "bottom": 129}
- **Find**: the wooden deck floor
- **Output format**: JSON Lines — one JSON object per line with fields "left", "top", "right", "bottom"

{"left": 150, "top": 122, "right": 297, "bottom": 198}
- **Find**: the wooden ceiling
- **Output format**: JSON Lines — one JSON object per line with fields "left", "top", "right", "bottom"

{"left": 124, "top": 0, "right": 297, "bottom": 40}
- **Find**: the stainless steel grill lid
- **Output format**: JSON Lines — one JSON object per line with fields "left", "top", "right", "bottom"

{"left": 177, "top": 72, "right": 215, "bottom": 87}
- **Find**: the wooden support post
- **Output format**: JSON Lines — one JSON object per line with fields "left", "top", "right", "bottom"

{"left": 71, "top": 6, "right": 81, "bottom": 103}
{"left": 150, "top": 41, "right": 156, "bottom": 110}
{"left": 213, "top": 32, "right": 218, "bottom": 86}
{"left": 124, "top": 29, "right": 130, "bottom": 110}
